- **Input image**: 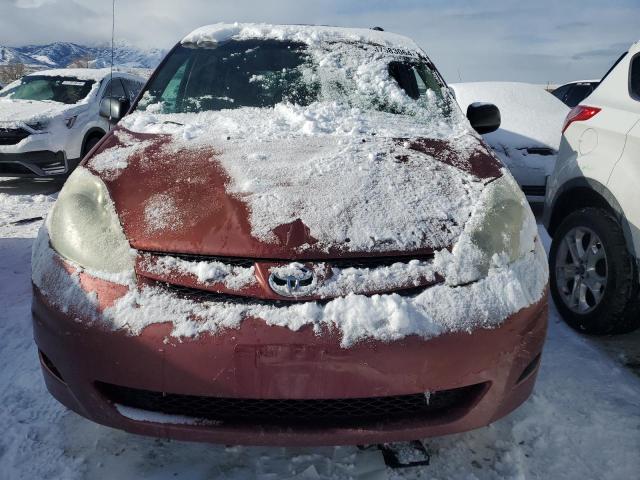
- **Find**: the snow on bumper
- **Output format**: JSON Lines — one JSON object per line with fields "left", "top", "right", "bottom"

{"left": 32, "top": 222, "right": 548, "bottom": 346}
{"left": 32, "top": 267, "right": 548, "bottom": 446}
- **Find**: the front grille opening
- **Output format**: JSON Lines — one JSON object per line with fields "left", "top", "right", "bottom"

{"left": 0, "top": 128, "right": 30, "bottom": 145}
{"left": 39, "top": 350, "right": 65, "bottom": 384}
{"left": 40, "top": 161, "right": 66, "bottom": 175}
{"left": 139, "top": 251, "right": 434, "bottom": 270}
{"left": 0, "top": 163, "right": 33, "bottom": 175}
{"left": 155, "top": 281, "right": 428, "bottom": 307}
{"left": 98, "top": 382, "right": 486, "bottom": 428}
{"left": 516, "top": 354, "right": 541, "bottom": 384}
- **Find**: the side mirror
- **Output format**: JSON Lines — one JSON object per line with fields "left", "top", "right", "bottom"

{"left": 99, "top": 97, "right": 130, "bottom": 123}
{"left": 467, "top": 102, "right": 501, "bottom": 134}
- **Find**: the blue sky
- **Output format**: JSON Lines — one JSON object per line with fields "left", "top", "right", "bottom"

{"left": 3, "top": 0, "right": 639, "bottom": 84}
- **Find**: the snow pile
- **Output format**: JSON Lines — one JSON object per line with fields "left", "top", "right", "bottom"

{"left": 115, "top": 404, "right": 220, "bottom": 427}
{"left": 28, "top": 68, "right": 116, "bottom": 82}
{"left": 141, "top": 253, "right": 256, "bottom": 290}
{"left": 311, "top": 259, "right": 436, "bottom": 297}
{"left": 124, "top": 101, "right": 463, "bottom": 144}
{"left": 217, "top": 135, "right": 484, "bottom": 251}
{"left": 0, "top": 191, "right": 54, "bottom": 233}
{"left": 451, "top": 82, "right": 569, "bottom": 150}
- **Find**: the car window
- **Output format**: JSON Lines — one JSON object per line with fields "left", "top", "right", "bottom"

{"left": 552, "top": 85, "right": 570, "bottom": 102}
{"left": 159, "top": 61, "right": 188, "bottom": 111}
{"left": 565, "top": 84, "right": 594, "bottom": 107}
{"left": 121, "top": 78, "right": 144, "bottom": 102}
{"left": 102, "top": 78, "right": 127, "bottom": 100}
{"left": 631, "top": 55, "right": 640, "bottom": 99}
{"left": 0, "top": 76, "right": 95, "bottom": 104}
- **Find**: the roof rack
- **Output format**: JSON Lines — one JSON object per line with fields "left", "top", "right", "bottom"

{"left": 371, "top": 26, "right": 384, "bottom": 31}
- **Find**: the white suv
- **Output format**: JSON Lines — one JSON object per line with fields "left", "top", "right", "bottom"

{"left": 544, "top": 40, "right": 640, "bottom": 334}
{"left": 0, "top": 68, "right": 146, "bottom": 177}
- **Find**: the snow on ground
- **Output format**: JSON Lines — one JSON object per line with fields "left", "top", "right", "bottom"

{"left": 1, "top": 177, "right": 640, "bottom": 479}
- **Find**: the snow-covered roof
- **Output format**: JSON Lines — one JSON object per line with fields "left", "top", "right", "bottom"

{"left": 181, "top": 22, "right": 422, "bottom": 51}
{"left": 27, "top": 68, "right": 113, "bottom": 81}
{"left": 26, "top": 67, "right": 145, "bottom": 82}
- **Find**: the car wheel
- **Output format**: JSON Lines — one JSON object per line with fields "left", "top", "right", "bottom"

{"left": 550, "top": 207, "right": 640, "bottom": 334}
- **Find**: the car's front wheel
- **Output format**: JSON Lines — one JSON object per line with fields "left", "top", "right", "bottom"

{"left": 549, "top": 207, "right": 640, "bottom": 334}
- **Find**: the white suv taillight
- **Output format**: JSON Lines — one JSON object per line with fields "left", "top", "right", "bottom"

{"left": 562, "top": 105, "right": 601, "bottom": 133}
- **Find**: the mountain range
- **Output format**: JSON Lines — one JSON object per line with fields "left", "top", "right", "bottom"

{"left": 0, "top": 41, "right": 164, "bottom": 70}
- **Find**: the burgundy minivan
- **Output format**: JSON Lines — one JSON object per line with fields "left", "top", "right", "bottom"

{"left": 32, "top": 23, "right": 548, "bottom": 446}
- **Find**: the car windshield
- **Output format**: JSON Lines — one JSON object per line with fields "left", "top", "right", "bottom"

{"left": 0, "top": 76, "right": 95, "bottom": 104}
{"left": 136, "top": 40, "right": 453, "bottom": 118}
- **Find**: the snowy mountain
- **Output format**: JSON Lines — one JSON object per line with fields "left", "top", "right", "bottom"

{"left": 0, "top": 42, "right": 164, "bottom": 69}
{"left": 0, "top": 46, "right": 41, "bottom": 67}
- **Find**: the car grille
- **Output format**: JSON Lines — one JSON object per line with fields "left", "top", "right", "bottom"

{"left": 0, "top": 162, "right": 32, "bottom": 175}
{"left": 99, "top": 382, "right": 486, "bottom": 427}
{"left": 142, "top": 251, "right": 255, "bottom": 268}
{"left": 140, "top": 251, "right": 434, "bottom": 270}
{"left": 0, "top": 127, "right": 30, "bottom": 146}
{"left": 155, "top": 281, "right": 427, "bottom": 306}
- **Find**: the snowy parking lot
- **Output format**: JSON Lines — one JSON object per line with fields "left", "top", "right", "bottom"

{"left": 1, "top": 177, "right": 639, "bottom": 480}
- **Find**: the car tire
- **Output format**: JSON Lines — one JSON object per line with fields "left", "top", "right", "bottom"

{"left": 550, "top": 207, "right": 640, "bottom": 334}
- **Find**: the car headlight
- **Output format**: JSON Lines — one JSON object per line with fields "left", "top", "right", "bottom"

{"left": 26, "top": 120, "right": 50, "bottom": 132}
{"left": 48, "top": 167, "right": 134, "bottom": 274}
{"left": 435, "top": 171, "right": 538, "bottom": 285}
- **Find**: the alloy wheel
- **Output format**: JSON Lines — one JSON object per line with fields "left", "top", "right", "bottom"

{"left": 555, "top": 226, "right": 608, "bottom": 314}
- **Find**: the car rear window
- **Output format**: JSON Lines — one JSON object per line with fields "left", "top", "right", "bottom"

{"left": 631, "top": 55, "right": 640, "bottom": 99}
{"left": 552, "top": 85, "right": 570, "bottom": 102}
{"left": 565, "top": 84, "right": 594, "bottom": 107}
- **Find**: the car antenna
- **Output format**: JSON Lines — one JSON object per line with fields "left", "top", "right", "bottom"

{"left": 109, "top": 0, "right": 115, "bottom": 131}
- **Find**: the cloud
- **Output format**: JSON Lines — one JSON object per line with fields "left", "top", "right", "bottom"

{"left": 572, "top": 43, "right": 630, "bottom": 60}
{"left": 0, "top": 0, "right": 638, "bottom": 83}
{"left": 13, "top": 0, "right": 56, "bottom": 8}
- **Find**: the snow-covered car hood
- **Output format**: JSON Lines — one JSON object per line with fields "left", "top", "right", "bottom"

{"left": 85, "top": 109, "right": 503, "bottom": 258}
{"left": 0, "top": 98, "right": 80, "bottom": 126}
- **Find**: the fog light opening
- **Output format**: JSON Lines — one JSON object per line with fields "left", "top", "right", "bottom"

{"left": 39, "top": 350, "right": 66, "bottom": 384}
{"left": 516, "top": 354, "right": 541, "bottom": 384}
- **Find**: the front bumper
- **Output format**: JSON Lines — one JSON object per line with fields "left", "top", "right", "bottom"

{"left": 0, "top": 151, "right": 75, "bottom": 177}
{"left": 32, "top": 268, "right": 548, "bottom": 446}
